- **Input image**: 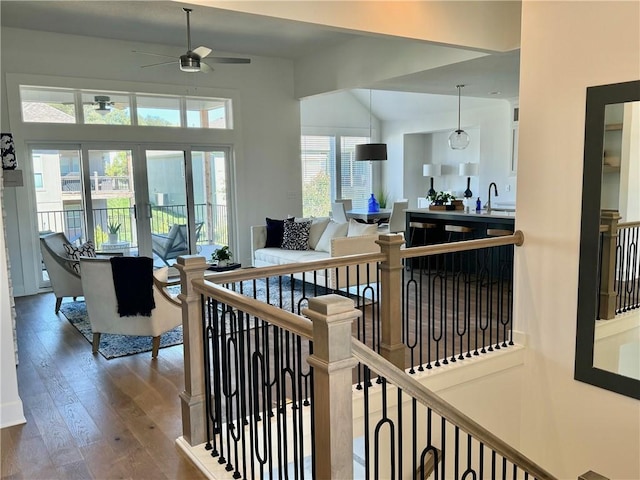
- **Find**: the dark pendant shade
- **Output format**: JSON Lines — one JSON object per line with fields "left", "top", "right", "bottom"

{"left": 356, "top": 143, "right": 387, "bottom": 161}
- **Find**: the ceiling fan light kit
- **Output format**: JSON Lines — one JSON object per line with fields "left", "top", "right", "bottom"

{"left": 448, "top": 84, "right": 470, "bottom": 150}
{"left": 94, "top": 95, "right": 113, "bottom": 115}
{"left": 134, "top": 7, "right": 250, "bottom": 73}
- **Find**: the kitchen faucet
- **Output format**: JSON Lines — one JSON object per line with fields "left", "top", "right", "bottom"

{"left": 487, "top": 182, "right": 498, "bottom": 212}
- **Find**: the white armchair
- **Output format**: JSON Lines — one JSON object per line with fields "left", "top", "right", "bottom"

{"left": 40, "top": 232, "right": 83, "bottom": 313}
{"left": 79, "top": 257, "right": 182, "bottom": 358}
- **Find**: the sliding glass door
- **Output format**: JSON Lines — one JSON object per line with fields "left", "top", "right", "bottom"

{"left": 32, "top": 143, "right": 235, "bottom": 286}
{"left": 86, "top": 148, "right": 137, "bottom": 255}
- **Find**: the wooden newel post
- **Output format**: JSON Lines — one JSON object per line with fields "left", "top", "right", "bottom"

{"left": 304, "top": 295, "right": 360, "bottom": 480}
{"left": 175, "top": 255, "right": 208, "bottom": 446}
{"left": 599, "top": 210, "right": 620, "bottom": 320}
{"left": 377, "top": 233, "right": 406, "bottom": 370}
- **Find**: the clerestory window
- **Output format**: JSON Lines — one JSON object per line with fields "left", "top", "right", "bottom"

{"left": 19, "top": 86, "right": 232, "bottom": 129}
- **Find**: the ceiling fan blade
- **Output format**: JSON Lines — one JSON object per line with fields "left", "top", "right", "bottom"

{"left": 193, "top": 46, "right": 212, "bottom": 59}
{"left": 132, "top": 50, "right": 177, "bottom": 60}
{"left": 141, "top": 60, "right": 176, "bottom": 68}
{"left": 208, "top": 57, "right": 251, "bottom": 64}
{"left": 200, "top": 62, "right": 213, "bottom": 73}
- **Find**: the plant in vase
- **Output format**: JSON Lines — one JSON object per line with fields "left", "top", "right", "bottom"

{"left": 427, "top": 191, "right": 455, "bottom": 205}
{"left": 107, "top": 221, "right": 121, "bottom": 243}
{"left": 211, "top": 246, "right": 233, "bottom": 266}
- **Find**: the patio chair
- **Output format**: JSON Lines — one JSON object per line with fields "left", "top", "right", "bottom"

{"left": 80, "top": 257, "right": 182, "bottom": 358}
{"left": 151, "top": 222, "right": 203, "bottom": 266}
{"left": 40, "top": 232, "right": 83, "bottom": 313}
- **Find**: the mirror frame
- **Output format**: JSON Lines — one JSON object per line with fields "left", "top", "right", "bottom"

{"left": 575, "top": 79, "right": 640, "bottom": 399}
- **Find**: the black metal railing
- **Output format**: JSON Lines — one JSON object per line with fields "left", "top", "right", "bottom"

{"left": 184, "top": 229, "right": 556, "bottom": 479}
{"left": 401, "top": 244, "right": 514, "bottom": 374}
{"left": 615, "top": 222, "right": 640, "bottom": 313}
{"left": 202, "top": 296, "right": 314, "bottom": 479}
{"left": 353, "top": 340, "right": 555, "bottom": 480}
{"left": 36, "top": 203, "right": 229, "bottom": 247}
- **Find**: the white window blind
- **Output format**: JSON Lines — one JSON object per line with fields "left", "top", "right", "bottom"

{"left": 301, "top": 135, "right": 370, "bottom": 216}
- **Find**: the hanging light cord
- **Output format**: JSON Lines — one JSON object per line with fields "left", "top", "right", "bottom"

{"left": 369, "top": 89, "right": 373, "bottom": 140}
{"left": 457, "top": 84, "right": 462, "bottom": 132}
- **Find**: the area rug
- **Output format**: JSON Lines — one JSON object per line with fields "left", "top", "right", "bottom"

{"left": 59, "top": 301, "right": 183, "bottom": 360}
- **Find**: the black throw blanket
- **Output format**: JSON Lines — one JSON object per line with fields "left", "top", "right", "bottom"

{"left": 110, "top": 256, "right": 155, "bottom": 317}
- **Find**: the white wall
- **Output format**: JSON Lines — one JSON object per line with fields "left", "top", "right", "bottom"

{"left": 516, "top": 2, "right": 640, "bottom": 479}
{"left": 1, "top": 27, "right": 302, "bottom": 293}
{"left": 384, "top": 99, "right": 513, "bottom": 209}
{"left": 0, "top": 172, "right": 25, "bottom": 428}
{"left": 301, "top": 91, "right": 514, "bottom": 209}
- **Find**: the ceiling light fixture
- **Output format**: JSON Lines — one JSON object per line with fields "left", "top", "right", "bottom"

{"left": 356, "top": 89, "right": 387, "bottom": 161}
{"left": 448, "top": 84, "right": 470, "bottom": 150}
{"left": 94, "top": 96, "right": 112, "bottom": 115}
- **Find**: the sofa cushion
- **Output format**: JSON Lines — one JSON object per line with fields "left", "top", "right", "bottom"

{"left": 265, "top": 217, "right": 285, "bottom": 247}
{"left": 254, "top": 247, "right": 329, "bottom": 265}
{"left": 281, "top": 219, "right": 312, "bottom": 250}
{"left": 316, "top": 220, "right": 349, "bottom": 253}
{"left": 347, "top": 218, "right": 379, "bottom": 237}
{"left": 64, "top": 240, "right": 96, "bottom": 273}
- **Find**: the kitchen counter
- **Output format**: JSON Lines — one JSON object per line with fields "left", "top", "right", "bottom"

{"left": 405, "top": 208, "right": 516, "bottom": 246}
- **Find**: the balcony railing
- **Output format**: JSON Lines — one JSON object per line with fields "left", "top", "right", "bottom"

{"left": 61, "top": 174, "right": 130, "bottom": 194}
{"left": 173, "top": 231, "right": 560, "bottom": 479}
{"left": 37, "top": 203, "right": 228, "bottom": 248}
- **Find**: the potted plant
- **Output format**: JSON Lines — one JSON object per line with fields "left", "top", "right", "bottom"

{"left": 107, "top": 221, "right": 121, "bottom": 243}
{"left": 427, "top": 191, "right": 455, "bottom": 205}
{"left": 211, "top": 245, "right": 233, "bottom": 266}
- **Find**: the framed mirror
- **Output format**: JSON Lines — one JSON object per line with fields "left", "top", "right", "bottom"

{"left": 575, "top": 79, "right": 640, "bottom": 399}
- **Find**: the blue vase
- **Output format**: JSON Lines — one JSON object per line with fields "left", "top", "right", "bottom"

{"left": 368, "top": 193, "right": 380, "bottom": 213}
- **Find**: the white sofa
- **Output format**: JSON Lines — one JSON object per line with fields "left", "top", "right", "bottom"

{"left": 251, "top": 217, "right": 381, "bottom": 290}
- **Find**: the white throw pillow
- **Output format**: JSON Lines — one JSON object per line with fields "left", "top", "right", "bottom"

{"left": 347, "top": 218, "right": 379, "bottom": 237}
{"left": 315, "top": 221, "right": 349, "bottom": 253}
{"left": 305, "top": 217, "right": 330, "bottom": 250}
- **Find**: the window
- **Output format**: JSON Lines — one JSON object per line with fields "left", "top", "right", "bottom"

{"left": 301, "top": 135, "right": 371, "bottom": 217}
{"left": 186, "top": 97, "right": 231, "bottom": 128}
{"left": 34, "top": 173, "right": 44, "bottom": 189}
{"left": 19, "top": 86, "right": 233, "bottom": 130}
{"left": 137, "top": 95, "right": 181, "bottom": 127}
{"left": 20, "top": 87, "right": 76, "bottom": 123}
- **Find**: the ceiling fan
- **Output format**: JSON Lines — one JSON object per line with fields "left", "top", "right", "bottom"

{"left": 92, "top": 96, "right": 115, "bottom": 115}
{"left": 133, "top": 8, "right": 251, "bottom": 73}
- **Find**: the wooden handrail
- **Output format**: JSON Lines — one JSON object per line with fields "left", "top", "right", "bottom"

{"left": 402, "top": 230, "right": 524, "bottom": 259}
{"left": 351, "top": 339, "right": 558, "bottom": 480}
{"left": 183, "top": 231, "right": 524, "bottom": 286}
{"left": 618, "top": 220, "right": 640, "bottom": 229}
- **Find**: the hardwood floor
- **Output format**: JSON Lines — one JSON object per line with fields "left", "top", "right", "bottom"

{"left": 1, "top": 293, "right": 205, "bottom": 480}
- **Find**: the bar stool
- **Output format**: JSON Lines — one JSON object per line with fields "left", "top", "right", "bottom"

{"left": 409, "top": 221, "right": 437, "bottom": 247}
{"left": 408, "top": 221, "right": 437, "bottom": 272}
{"left": 444, "top": 225, "right": 475, "bottom": 278}
{"left": 444, "top": 224, "right": 474, "bottom": 242}
{"left": 484, "top": 228, "right": 514, "bottom": 285}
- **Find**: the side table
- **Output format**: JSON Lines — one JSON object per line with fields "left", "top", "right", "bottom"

{"left": 99, "top": 240, "right": 131, "bottom": 256}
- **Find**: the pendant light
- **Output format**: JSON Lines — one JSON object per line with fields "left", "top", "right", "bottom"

{"left": 356, "top": 89, "right": 387, "bottom": 161}
{"left": 448, "top": 84, "right": 470, "bottom": 150}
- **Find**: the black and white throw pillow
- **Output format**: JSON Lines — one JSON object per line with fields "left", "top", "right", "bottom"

{"left": 281, "top": 219, "right": 311, "bottom": 250}
{"left": 63, "top": 240, "right": 96, "bottom": 273}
